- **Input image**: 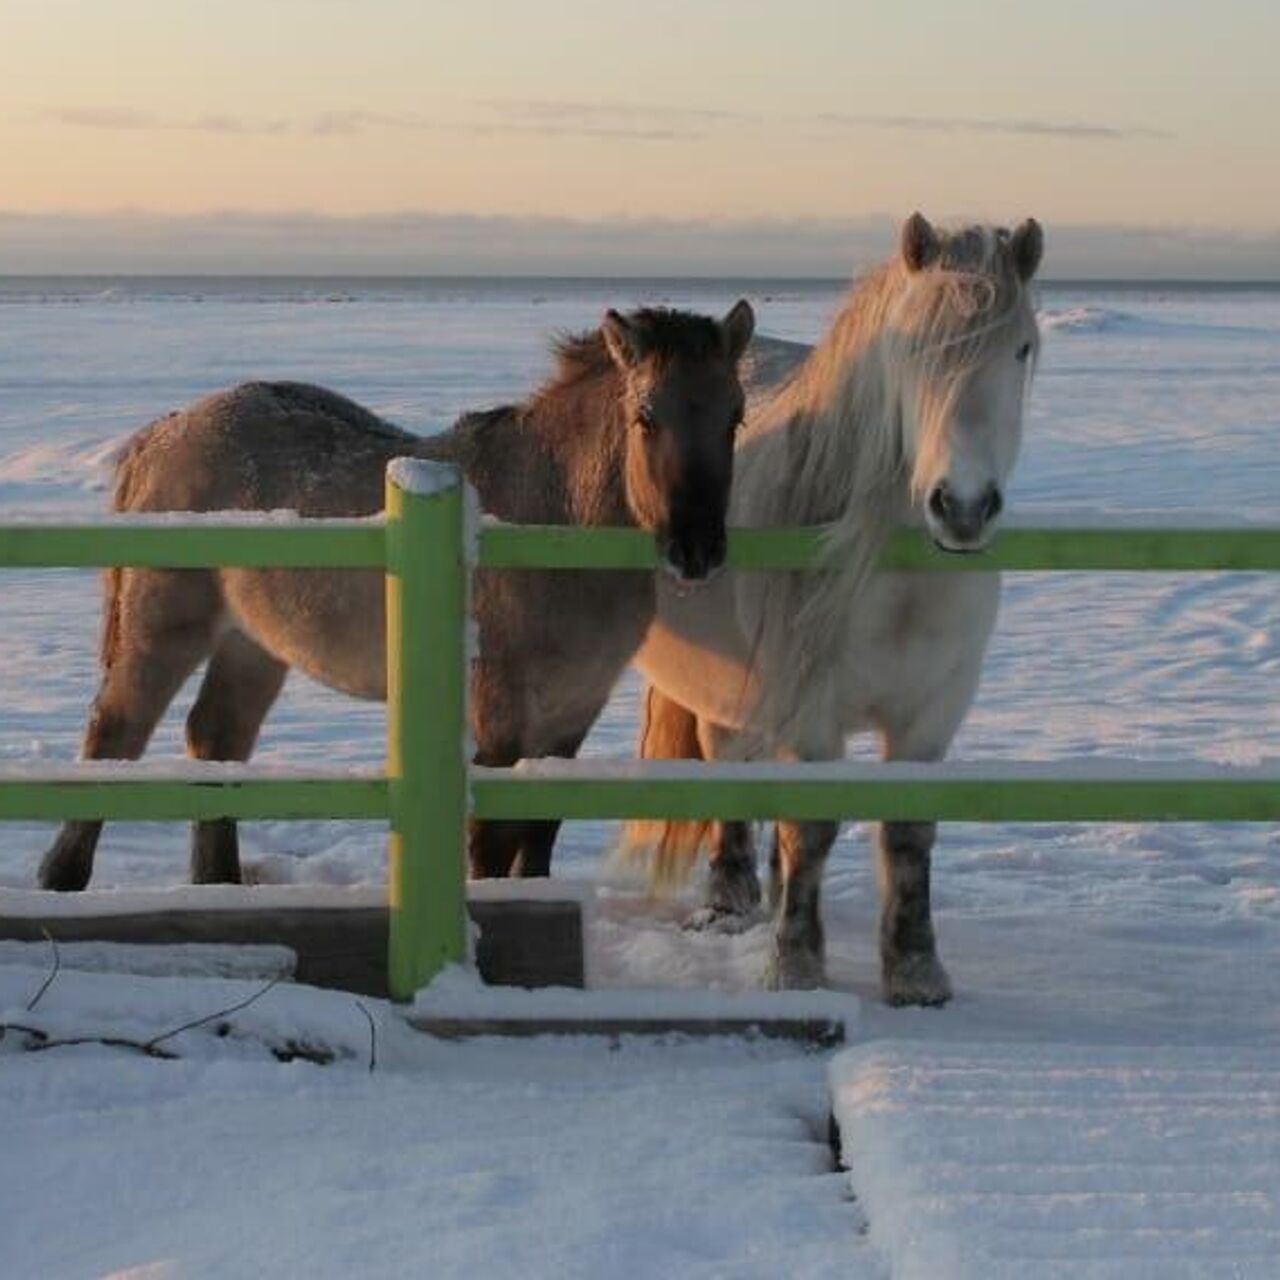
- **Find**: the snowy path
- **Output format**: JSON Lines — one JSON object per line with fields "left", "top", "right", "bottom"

{"left": 5, "top": 850, "right": 1280, "bottom": 1279}
{"left": 831, "top": 1041, "right": 1280, "bottom": 1280}
{"left": 2, "top": 964, "right": 873, "bottom": 1280}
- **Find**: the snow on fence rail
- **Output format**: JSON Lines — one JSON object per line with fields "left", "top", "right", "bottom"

{"left": 2, "top": 458, "right": 1279, "bottom": 998}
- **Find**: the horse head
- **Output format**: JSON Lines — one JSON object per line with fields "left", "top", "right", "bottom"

{"left": 602, "top": 302, "right": 754, "bottom": 583}
{"left": 890, "top": 213, "right": 1043, "bottom": 552}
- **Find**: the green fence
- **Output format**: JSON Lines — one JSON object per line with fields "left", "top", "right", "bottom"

{"left": 2, "top": 458, "right": 1278, "bottom": 999}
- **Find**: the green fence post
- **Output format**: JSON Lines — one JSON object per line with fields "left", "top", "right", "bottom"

{"left": 385, "top": 459, "right": 470, "bottom": 1001}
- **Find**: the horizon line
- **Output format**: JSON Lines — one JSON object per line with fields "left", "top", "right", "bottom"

{"left": 4, "top": 271, "right": 1280, "bottom": 286}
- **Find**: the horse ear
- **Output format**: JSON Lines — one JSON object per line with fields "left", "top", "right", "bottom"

{"left": 601, "top": 309, "right": 640, "bottom": 369}
{"left": 901, "top": 211, "right": 939, "bottom": 272}
{"left": 719, "top": 299, "right": 755, "bottom": 361}
{"left": 1010, "top": 218, "right": 1044, "bottom": 282}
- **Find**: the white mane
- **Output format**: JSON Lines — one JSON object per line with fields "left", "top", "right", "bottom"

{"left": 733, "top": 224, "right": 1038, "bottom": 749}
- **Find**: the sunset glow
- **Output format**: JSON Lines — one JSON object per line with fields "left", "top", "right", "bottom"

{"left": 4, "top": 1, "right": 1279, "bottom": 273}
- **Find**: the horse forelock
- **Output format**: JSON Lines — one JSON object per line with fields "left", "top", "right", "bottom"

{"left": 893, "top": 230, "right": 1036, "bottom": 500}
{"left": 627, "top": 308, "right": 727, "bottom": 363}
{"left": 549, "top": 308, "right": 727, "bottom": 391}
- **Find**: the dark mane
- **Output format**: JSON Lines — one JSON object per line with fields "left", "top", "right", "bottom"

{"left": 548, "top": 307, "right": 726, "bottom": 388}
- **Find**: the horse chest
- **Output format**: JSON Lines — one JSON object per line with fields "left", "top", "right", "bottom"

{"left": 475, "top": 569, "right": 654, "bottom": 751}
{"left": 837, "top": 572, "right": 1001, "bottom": 732}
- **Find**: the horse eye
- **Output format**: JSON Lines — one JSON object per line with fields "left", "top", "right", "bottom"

{"left": 1015, "top": 341, "right": 1034, "bottom": 363}
{"left": 637, "top": 408, "right": 657, "bottom": 435}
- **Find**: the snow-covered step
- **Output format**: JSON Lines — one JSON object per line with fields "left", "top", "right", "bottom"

{"left": 411, "top": 967, "right": 859, "bottom": 1044}
{"left": 0, "top": 938, "right": 295, "bottom": 981}
{"left": 829, "top": 1041, "right": 1280, "bottom": 1280}
{"left": 0, "top": 882, "right": 588, "bottom": 995}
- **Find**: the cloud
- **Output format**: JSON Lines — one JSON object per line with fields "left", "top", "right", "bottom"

{"left": 307, "top": 106, "right": 698, "bottom": 140}
{"left": 478, "top": 100, "right": 1168, "bottom": 142}
{"left": 43, "top": 102, "right": 705, "bottom": 143}
{"left": 45, "top": 107, "right": 290, "bottom": 136}
{"left": 817, "top": 112, "right": 1172, "bottom": 141}
{"left": 819, "top": 111, "right": 1172, "bottom": 140}
{"left": 306, "top": 110, "right": 438, "bottom": 137}
{"left": 2, "top": 209, "right": 1277, "bottom": 278}
{"left": 476, "top": 99, "right": 753, "bottom": 139}
{"left": 45, "top": 107, "right": 156, "bottom": 130}
{"left": 0, "top": 208, "right": 882, "bottom": 274}
{"left": 43, "top": 100, "right": 1167, "bottom": 146}
{"left": 484, "top": 99, "right": 751, "bottom": 125}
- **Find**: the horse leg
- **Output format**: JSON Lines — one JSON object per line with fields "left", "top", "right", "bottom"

{"left": 468, "top": 818, "right": 523, "bottom": 879}
{"left": 758, "top": 703, "right": 843, "bottom": 987}
{"left": 765, "top": 818, "right": 839, "bottom": 989}
{"left": 688, "top": 717, "right": 762, "bottom": 930}
{"left": 875, "top": 714, "right": 965, "bottom": 1006}
{"left": 704, "top": 820, "right": 763, "bottom": 914}
{"left": 184, "top": 630, "right": 288, "bottom": 884}
{"left": 508, "top": 821, "right": 559, "bottom": 878}
{"left": 766, "top": 826, "right": 783, "bottom": 912}
{"left": 466, "top": 645, "right": 529, "bottom": 879}
{"left": 510, "top": 729, "right": 589, "bottom": 878}
{"left": 685, "top": 820, "right": 761, "bottom": 934}
{"left": 468, "top": 738, "right": 526, "bottom": 879}
{"left": 876, "top": 819, "right": 951, "bottom": 1006}
{"left": 38, "top": 569, "right": 221, "bottom": 891}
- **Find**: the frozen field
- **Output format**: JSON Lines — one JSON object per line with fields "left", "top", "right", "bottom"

{"left": 1, "top": 274, "right": 1278, "bottom": 1276}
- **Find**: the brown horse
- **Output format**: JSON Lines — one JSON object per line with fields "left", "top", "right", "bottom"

{"left": 38, "top": 302, "right": 754, "bottom": 891}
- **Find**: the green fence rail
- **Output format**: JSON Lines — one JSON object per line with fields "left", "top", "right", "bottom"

{"left": 6, "top": 516, "right": 1280, "bottom": 572}
{"left": 470, "top": 761, "right": 1280, "bottom": 824}
{"left": 2, "top": 460, "right": 1278, "bottom": 998}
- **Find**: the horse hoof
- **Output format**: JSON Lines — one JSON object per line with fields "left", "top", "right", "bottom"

{"left": 191, "top": 866, "right": 243, "bottom": 886}
{"left": 705, "top": 868, "right": 762, "bottom": 918}
{"left": 685, "top": 905, "right": 758, "bottom": 935}
{"left": 763, "top": 949, "right": 826, "bottom": 990}
{"left": 36, "top": 853, "right": 90, "bottom": 893}
{"left": 882, "top": 952, "right": 952, "bottom": 1007}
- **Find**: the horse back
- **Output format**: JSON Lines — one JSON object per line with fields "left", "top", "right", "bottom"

{"left": 112, "top": 380, "right": 426, "bottom": 518}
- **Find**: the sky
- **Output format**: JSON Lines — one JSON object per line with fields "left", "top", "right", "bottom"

{"left": 2, "top": 0, "right": 1278, "bottom": 277}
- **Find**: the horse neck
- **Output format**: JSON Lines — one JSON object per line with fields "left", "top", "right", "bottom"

{"left": 736, "top": 269, "right": 907, "bottom": 532}
{"left": 731, "top": 268, "right": 917, "bottom": 750}
{"left": 527, "top": 367, "right": 631, "bottom": 526}
{"left": 413, "top": 368, "right": 628, "bottom": 528}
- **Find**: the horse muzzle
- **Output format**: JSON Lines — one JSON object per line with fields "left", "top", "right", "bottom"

{"left": 659, "top": 526, "right": 728, "bottom": 587}
{"left": 925, "top": 482, "right": 1002, "bottom": 553}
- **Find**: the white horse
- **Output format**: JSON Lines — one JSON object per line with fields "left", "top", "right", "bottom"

{"left": 627, "top": 213, "right": 1044, "bottom": 1005}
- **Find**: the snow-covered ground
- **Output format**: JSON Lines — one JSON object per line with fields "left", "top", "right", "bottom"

{"left": 831, "top": 1041, "right": 1280, "bottom": 1279}
{"left": 2, "top": 959, "right": 867, "bottom": 1279}
{"left": 1, "top": 276, "right": 1278, "bottom": 1276}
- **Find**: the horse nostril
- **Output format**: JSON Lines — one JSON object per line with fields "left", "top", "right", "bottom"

{"left": 928, "top": 486, "right": 950, "bottom": 521}
{"left": 983, "top": 488, "right": 1003, "bottom": 523}
{"left": 673, "top": 552, "right": 708, "bottom": 582}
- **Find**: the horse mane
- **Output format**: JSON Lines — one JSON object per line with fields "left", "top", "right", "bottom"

{"left": 457, "top": 306, "right": 732, "bottom": 525}
{"left": 544, "top": 308, "right": 727, "bottom": 393}
{"left": 735, "top": 224, "right": 1037, "bottom": 748}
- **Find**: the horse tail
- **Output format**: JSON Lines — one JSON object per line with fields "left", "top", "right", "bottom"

{"left": 95, "top": 565, "right": 124, "bottom": 673}
{"left": 621, "top": 684, "right": 712, "bottom": 890}
{"left": 98, "top": 426, "right": 152, "bottom": 672}
{"left": 111, "top": 410, "right": 168, "bottom": 521}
